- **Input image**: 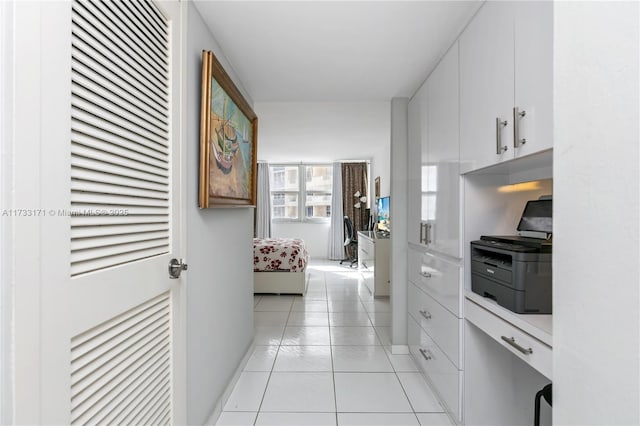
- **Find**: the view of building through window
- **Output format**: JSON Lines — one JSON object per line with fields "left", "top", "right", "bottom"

{"left": 270, "top": 164, "right": 333, "bottom": 221}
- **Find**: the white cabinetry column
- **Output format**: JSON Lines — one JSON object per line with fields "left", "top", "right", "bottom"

{"left": 390, "top": 98, "right": 409, "bottom": 351}
{"left": 553, "top": 2, "right": 639, "bottom": 424}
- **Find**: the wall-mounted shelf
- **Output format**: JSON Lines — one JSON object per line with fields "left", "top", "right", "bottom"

{"left": 463, "top": 148, "right": 552, "bottom": 184}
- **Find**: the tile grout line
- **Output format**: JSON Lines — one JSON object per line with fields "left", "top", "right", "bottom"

{"left": 252, "top": 295, "right": 294, "bottom": 425}
{"left": 325, "top": 270, "right": 340, "bottom": 426}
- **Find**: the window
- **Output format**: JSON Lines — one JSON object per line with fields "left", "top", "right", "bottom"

{"left": 270, "top": 164, "right": 333, "bottom": 222}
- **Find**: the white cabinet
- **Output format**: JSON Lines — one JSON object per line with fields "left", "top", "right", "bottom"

{"left": 409, "top": 316, "right": 462, "bottom": 423}
{"left": 409, "top": 282, "right": 462, "bottom": 368}
{"left": 459, "top": 1, "right": 514, "bottom": 173}
{"left": 408, "top": 249, "right": 463, "bottom": 317}
{"left": 408, "top": 42, "right": 461, "bottom": 258}
{"left": 357, "top": 232, "right": 390, "bottom": 297}
{"left": 407, "top": 245, "right": 463, "bottom": 423}
{"left": 460, "top": 1, "right": 553, "bottom": 173}
{"left": 426, "top": 43, "right": 461, "bottom": 258}
{"left": 513, "top": 1, "right": 553, "bottom": 158}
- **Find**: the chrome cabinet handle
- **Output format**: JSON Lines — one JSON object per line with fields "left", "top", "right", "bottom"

{"left": 426, "top": 223, "right": 432, "bottom": 244}
{"left": 513, "top": 107, "right": 527, "bottom": 148}
{"left": 496, "top": 118, "right": 508, "bottom": 154}
{"left": 419, "top": 348, "right": 432, "bottom": 361}
{"left": 420, "top": 271, "right": 432, "bottom": 278}
{"left": 419, "top": 310, "right": 432, "bottom": 320}
{"left": 501, "top": 336, "right": 533, "bottom": 355}
{"left": 419, "top": 222, "right": 428, "bottom": 245}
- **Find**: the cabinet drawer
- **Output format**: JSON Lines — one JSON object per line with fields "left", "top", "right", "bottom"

{"left": 358, "top": 239, "right": 374, "bottom": 270}
{"left": 409, "top": 250, "right": 462, "bottom": 317}
{"left": 409, "top": 282, "right": 461, "bottom": 368}
{"left": 409, "top": 317, "right": 461, "bottom": 422}
{"left": 465, "top": 299, "right": 552, "bottom": 379}
{"left": 358, "top": 237, "right": 374, "bottom": 257}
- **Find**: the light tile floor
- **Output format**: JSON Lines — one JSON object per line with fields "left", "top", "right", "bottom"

{"left": 216, "top": 260, "right": 452, "bottom": 426}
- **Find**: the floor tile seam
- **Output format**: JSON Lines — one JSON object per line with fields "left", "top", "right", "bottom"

{"left": 393, "top": 370, "right": 421, "bottom": 415}
{"left": 253, "top": 351, "right": 278, "bottom": 421}
{"left": 327, "top": 280, "right": 339, "bottom": 426}
{"left": 252, "top": 314, "right": 288, "bottom": 419}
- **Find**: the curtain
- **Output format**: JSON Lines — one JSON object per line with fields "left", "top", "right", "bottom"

{"left": 328, "top": 162, "right": 345, "bottom": 260}
{"left": 255, "top": 162, "right": 271, "bottom": 238}
{"left": 342, "top": 162, "right": 369, "bottom": 233}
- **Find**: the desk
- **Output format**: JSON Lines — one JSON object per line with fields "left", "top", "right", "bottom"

{"left": 357, "top": 231, "right": 390, "bottom": 297}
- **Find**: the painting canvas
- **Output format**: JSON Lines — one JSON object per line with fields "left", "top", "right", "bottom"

{"left": 199, "top": 50, "right": 258, "bottom": 208}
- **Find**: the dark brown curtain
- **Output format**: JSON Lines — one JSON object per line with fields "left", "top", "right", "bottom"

{"left": 341, "top": 162, "right": 369, "bottom": 233}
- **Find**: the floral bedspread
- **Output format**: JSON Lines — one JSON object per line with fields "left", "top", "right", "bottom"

{"left": 253, "top": 238, "right": 309, "bottom": 272}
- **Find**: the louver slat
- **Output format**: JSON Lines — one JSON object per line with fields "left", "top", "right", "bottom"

{"left": 71, "top": 0, "right": 170, "bottom": 277}
{"left": 70, "top": 293, "right": 171, "bottom": 425}
{"left": 71, "top": 45, "right": 166, "bottom": 117}
{"left": 70, "top": 223, "right": 169, "bottom": 239}
{"left": 72, "top": 9, "right": 167, "bottom": 94}
{"left": 77, "top": 0, "right": 167, "bottom": 76}
{"left": 71, "top": 119, "right": 168, "bottom": 165}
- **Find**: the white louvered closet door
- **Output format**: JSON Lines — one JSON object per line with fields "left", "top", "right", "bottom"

{"left": 24, "top": 1, "right": 186, "bottom": 424}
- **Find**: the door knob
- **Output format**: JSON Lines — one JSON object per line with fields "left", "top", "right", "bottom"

{"left": 168, "top": 258, "right": 188, "bottom": 279}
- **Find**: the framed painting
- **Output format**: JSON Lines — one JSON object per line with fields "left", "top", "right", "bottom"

{"left": 374, "top": 176, "right": 380, "bottom": 200}
{"left": 199, "top": 50, "right": 258, "bottom": 208}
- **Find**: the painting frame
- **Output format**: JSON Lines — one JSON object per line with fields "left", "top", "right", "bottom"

{"left": 374, "top": 176, "right": 380, "bottom": 200}
{"left": 199, "top": 50, "right": 258, "bottom": 208}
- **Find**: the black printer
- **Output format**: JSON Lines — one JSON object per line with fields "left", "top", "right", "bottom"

{"left": 471, "top": 197, "right": 552, "bottom": 314}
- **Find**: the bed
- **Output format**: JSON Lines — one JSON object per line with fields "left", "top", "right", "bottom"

{"left": 253, "top": 237, "right": 309, "bottom": 295}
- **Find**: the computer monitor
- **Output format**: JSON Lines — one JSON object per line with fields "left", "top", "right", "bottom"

{"left": 376, "top": 196, "right": 390, "bottom": 233}
{"left": 517, "top": 199, "right": 553, "bottom": 234}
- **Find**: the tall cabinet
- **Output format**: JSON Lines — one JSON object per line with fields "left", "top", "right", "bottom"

{"left": 407, "top": 1, "right": 553, "bottom": 424}
{"left": 407, "top": 41, "right": 464, "bottom": 423}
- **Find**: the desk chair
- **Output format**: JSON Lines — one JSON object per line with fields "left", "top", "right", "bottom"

{"left": 339, "top": 216, "right": 358, "bottom": 268}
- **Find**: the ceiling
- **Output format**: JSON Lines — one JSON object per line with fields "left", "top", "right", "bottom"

{"left": 194, "top": 1, "right": 482, "bottom": 102}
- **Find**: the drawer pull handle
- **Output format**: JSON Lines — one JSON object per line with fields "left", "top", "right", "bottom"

{"left": 419, "top": 348, "right": 432, "bottom": 361}
{"left": 419, "top": 310, "right": 432, "bottom": 320}
{"left": 420, "top": 272, "right": 432, "bottom": 278}
{"left": 501, "top": 336, "right": 533, "bottom": 355}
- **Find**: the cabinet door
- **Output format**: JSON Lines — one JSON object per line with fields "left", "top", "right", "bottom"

{"left": 408, "top": 95, "right": 422, "bottom": 246}
{"left": 513, "top": 1, "right": 553, "bottom": 157}
{"left": 460, "top": 1, "right": 515, "bottom": 173}
{"left": 408, "top": 83, "right": 430, "bottom": 246}
{"left": 426, "top": 43, "right": 461, "bottom": 258}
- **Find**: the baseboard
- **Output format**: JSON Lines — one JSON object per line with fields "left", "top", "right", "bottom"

{"left": 391, "top": 344, "right": 410, "bottom": 355}
{"left": 205, "top": 339, "right": 255, "bottom": 426}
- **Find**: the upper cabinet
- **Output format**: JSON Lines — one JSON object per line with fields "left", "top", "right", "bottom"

{"left": 513, "top": 1, "right": 553, "bottom": 159}
{"left": 407, "top": 82, "right": 427, "bottom": 247}
{"left": 460, "top": 1, "right": 553, "bottom": 173}
{"left": 425, "top": 43, "right": 460, "bottom": 258}
{"left": 408, "top": 43, "right": 461, "bottom": 259}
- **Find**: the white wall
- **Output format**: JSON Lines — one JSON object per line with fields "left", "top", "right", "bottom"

{"left": 553, "top": 2, "right": 639, "bottom": 424}
{"left": 255, "top": 102, "right": 390, "bottom": 258}
{"left": 271, "top": 222, "right": 330, "bottom": 259}
{"left": 186, "top": 4, "right": 255, "bottom": 424}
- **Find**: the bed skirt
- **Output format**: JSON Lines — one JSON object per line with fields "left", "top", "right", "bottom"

{"left": 254, "top": 270, "right": 308, "bottom": 295}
